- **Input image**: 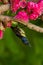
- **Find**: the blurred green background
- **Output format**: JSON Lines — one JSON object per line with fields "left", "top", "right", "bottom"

{"left": 0, "top": 25, "right": 43, "bottom": 65}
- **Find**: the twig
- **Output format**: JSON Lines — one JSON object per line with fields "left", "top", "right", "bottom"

{"left": 0, "top": 15, "right": 43, "bottom": 33}
{"left": 0, "top": 22, "right": 5, "bottom": 31}
{"left": 2, "top": 0, "right": 9, "bottom": 4}
{"left": 0, "top": 15, "right": 12, "bottom": 21}
{"left": 0, "top": 4, "right": 10, "bottom": 14}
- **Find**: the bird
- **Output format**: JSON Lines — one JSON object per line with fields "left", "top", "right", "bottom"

{"left": 11, "top": 26, "right": 31, "bottom": 47}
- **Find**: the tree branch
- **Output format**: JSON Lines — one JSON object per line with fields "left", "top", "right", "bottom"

{"left": 2, "top": 0, "right": 9, "bottom": 4}
{"left": 0, "top": 15, "right": 43, "bottom": 33}
{"left": 0, "top": 4, "right": 10, "bottom": 14}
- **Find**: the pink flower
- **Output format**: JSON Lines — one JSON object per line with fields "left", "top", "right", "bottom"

{"left": 27, "top": 2, "right": 36, "bottom": 13}
{"left": 38, "top": 0, "right": 43, "bottom": 14}
{"left": 0, "top": 30, "right": 3, "bottom": 39}
{"left": 19, "top": 0, "right": 26, "bottom": 8}
{"left": 33, "top": 3, "right": 42, "bottom": 15}
{"left": 7, "top": 22, "right": 12, "bottom": 27}
{"left": 10, "top": 0, "right": 20, "bottom": 12}
{"left": 29, "top": 13, "right": 39, "bottom": 20}
{"left": 26, "top": 1, "right": 43, "bottom": 17}
{"left": 14, "top": 11, "right": 29, "bottom": 23}
{"left": 38, "top": 0, "right": 43, "bottom": 2}
{"left": 10, "top": 0, "right": 43, "bottom": 21}
{"left": 10, "top": 0, "right": 20, "bottom": 4}
{"left": 10, "top": 0, "right": 27, "bottom": 12}
{"left": 11, "top": 4, "right": 20, "bottom": 13}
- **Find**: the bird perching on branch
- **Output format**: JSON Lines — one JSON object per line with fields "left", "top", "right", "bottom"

{"left": 0, "top": 0, "right": 43, "bottom": 46}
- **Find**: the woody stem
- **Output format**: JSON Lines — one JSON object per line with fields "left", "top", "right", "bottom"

{"left": 0, "top": 15, "right": 43, "bottom": 33}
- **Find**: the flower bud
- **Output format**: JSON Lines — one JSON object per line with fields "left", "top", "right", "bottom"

{"left": 0, "top": 30, "right": 3, "bottom": 39}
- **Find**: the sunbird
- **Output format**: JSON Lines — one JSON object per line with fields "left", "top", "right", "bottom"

{"left": 11, "top": 26, "right": 31, "bottom": 47}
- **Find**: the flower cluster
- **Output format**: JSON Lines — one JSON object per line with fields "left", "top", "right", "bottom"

{"left": 0, "top": 0, "right": 43, "bottom": 39}
{"left": 14, "top": 11, "right": 29, "bottom": 23}
{"left": 11, "top": 0, "right": 43, "bottom": 21}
